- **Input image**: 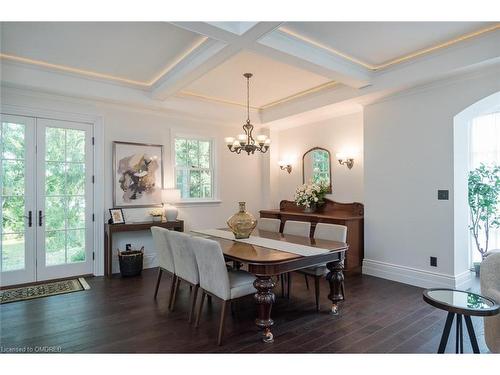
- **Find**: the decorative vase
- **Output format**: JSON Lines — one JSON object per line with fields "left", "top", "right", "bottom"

{"left": 303, "top": 204, "right": 317, "bottom": 213}
{"left": 164, "top": 204, "right": 179, "bottom": 222}
{"left": 227, "top": 202, "right": 257, "bottom": 239}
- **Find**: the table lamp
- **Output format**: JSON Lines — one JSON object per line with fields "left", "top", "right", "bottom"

{"left": 161, "top": 188, "right": 181, "bottom": 222}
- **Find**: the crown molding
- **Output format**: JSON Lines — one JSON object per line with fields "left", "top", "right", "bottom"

{"left": 278, "top": 23, "right": 500, "bottom": 71}
{"left": 0, "top": 35, "right": 208, "bottom": 89}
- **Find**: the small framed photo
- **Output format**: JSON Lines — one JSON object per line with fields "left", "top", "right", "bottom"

{"left": 109, "top": 208, "right": 125, "bottom": 224}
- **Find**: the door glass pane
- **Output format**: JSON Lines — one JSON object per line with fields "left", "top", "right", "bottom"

{"left": 1, "top": 233, "right": 25, "bottom": 271}
{"left": 1, "top": 121, "right": 26, "bottom": 272}
{"left": 44, "top": 127, "right": 86, "bottom": 266}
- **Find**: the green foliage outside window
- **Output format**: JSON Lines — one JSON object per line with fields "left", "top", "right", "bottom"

{"left": 175, "top": 138, "right": 213, "bottom": 199}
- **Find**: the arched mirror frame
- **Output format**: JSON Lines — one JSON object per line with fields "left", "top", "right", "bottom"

{"left": 302, "top": 147, "right": 332, "bottom": 193}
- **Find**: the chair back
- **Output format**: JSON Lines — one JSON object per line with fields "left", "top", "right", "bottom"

{"left": 169, "top": 231, "right": 199, "bottom": 285}
{"left": 481, "top": 252, "right": 500, "bottom": 353}
{"left": 283, "top": 220, "right": 311, "bottom": 237}
{"left": 151, "top": 226, "right": 175, "bottom": 273}
{"left": 257, "top": 218, "right": 281, "bottom": 232}
{"left": 314, "top": 223, "right": 347, "bottom": 242}
{"left": 190, "top": 236, "right": 231, "bottom": 300}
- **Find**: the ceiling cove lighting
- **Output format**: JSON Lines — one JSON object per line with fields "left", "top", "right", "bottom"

{"left": 224, "top": 73, "right": 271, "bottom": 155}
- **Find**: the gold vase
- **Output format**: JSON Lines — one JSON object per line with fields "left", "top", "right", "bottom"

{"left": 227, "top": 202, "right": 257, "bottom": 239}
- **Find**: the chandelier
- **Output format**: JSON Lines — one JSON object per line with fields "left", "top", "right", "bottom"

{"left": 224, "top": 73, "right": 271, "bottom": 155}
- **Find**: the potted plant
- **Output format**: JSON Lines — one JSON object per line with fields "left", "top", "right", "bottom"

{"left": 468, "top": 163, "right": 500, "bottom": 274}
{"left": 149, "top": 208, "right": 163, "bottom": 222}
{"left": 294, "top": 181, "right": 329, "bottom": 213}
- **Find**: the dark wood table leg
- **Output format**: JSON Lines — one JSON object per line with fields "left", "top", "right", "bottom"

{"left": 254, "top": 276, "right": 276, "bottom": 343}
{"left": 455, "top": 314, "right": 463, "bottom": 353}
{"left": 104, "top": 230, "right": 112, "bottom": 277}
{"left": 326, "top": 258, "right": 345, "bottom": 315}
{"left": 438, "top": 312, "right": 455, "bottom": 353}
{"left": 464, "top": 315, "right": 480, "bottom": 353}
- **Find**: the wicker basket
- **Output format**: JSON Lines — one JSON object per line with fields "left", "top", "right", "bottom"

{"left": 118, "top": 247, "right": 144, "bottom": 277}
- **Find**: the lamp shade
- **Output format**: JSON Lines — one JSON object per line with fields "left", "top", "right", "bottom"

{"left": 162, "top": 188, "right": 181, "bottom": 203}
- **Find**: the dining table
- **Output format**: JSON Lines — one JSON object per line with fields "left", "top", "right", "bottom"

{"left": 191, "top": 228, "right": 348, "bottom": 344}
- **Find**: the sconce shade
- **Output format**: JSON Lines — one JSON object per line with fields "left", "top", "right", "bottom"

{"left": 162, "top": 188, "right": 181, "bottom": 203}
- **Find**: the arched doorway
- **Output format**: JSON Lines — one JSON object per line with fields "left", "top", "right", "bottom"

{"left": 453, "top": 91, "right": 500, "bottom": 283}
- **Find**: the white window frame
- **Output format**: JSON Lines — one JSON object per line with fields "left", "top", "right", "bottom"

{"left": 172, "top": 133, "right": 219, "bottom": 204}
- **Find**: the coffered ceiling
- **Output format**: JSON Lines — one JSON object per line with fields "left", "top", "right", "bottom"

{"left": 1, "top": 21, "right": 499, "bottom": 125}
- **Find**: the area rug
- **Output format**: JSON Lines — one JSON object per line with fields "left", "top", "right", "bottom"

{"left": 0, "top": 277, "right": 90, "bottom": 304}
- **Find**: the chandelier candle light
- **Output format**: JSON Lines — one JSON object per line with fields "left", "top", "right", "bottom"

{"left": 225, "top": 73, "right": 271, "bottom": 155}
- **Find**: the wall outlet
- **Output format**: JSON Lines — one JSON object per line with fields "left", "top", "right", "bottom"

{"left": 430, "top": 256, "right": 437, "bottom": 267}
{"left": 437, "top": 190, "right": 449, "bottom": 200}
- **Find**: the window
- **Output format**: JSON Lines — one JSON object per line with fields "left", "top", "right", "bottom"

{"left": 469, "top": 111, "right": 500, "bottom": 263}
{"left": 174, "top": 137, "right": 214, "bottom": 200}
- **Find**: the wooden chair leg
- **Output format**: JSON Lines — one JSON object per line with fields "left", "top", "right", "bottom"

{"left": 314, "top": 276, "right": 320, "bottom": 312}
{"left": 287, "top": 272, "right": 292, "bottom": 299}
{"left": 217, "top": 300, "right": 229, "bottom": 346}
{"left": 170, "top": 277, "right": 180, "bottom": 311}
{"left": 188, "top": 284, "right": 199, "bottom": 323}
{"left": 280, "top": 274, "right": 285, "bottom": 297}
{"left": 195, "top": 291, "right": 206, "bottom": 328}
{"left": 154, "top": 268, "right": 163, "bottom": 299}
{"left": 304, "top": 274, "right": 310, "bottom": 290}
{"left": 167, "top": 275, "right": 177, "bottom": 310}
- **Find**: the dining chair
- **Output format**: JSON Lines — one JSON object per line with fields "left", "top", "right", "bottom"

{"left": 295, "top": 223, "right": 347, "bottom": 311}
{"left": 168, "top": 230, "right": 200, "bottom": 322}
{"left": 283, "top": 220, "right": 311, "bottom": 237}
{"left": 281, "top": 220, "right": 312, "bottom": 297}
{"left": 190, "top": 236, "right": 257, "bottom": 345}
{"left": 151, "top": 226, "right": 177, "bottom": 310}
{"left": 257, "top": 218, "right": 281, "bottom": 232}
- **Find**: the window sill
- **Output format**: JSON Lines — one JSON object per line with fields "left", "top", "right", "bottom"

{"left": 176, "top": 199, "right": 222, "bottom": 207}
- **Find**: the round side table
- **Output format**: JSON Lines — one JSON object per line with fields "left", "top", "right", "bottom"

{"left": 423, "top": 288, "right": 499, "bottom": 353}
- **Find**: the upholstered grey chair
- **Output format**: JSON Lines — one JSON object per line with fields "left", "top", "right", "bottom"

{"left": 190, "top": 236, "right": 256, "bottom": 345}
{"left": 481, "top": 252, "right": 500, "bottom": 353}
{"left": 257, "top": 218, "right": 281, "bottom": 232}
{"left": 168, "top": 230, "right": 200, "bottom": 322}
{"left": 151, "top": 226, "right": 177, "bottom": 310}
{"left": 283, "top": 220, "right": 311, "bottom": 237}
{"left": 294, "top": 223, "right": 347, "bottom": 311}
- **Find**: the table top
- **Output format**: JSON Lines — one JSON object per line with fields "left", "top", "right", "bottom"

{"left": 192, "top": 228, "right": 347, "bottom": 264}
{"left": 423, "top": 288, "right": 500, "bottom": 316}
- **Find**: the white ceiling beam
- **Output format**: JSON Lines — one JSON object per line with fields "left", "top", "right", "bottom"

{"left": 151, "top": 22, "right": 283, "bottom": 100}
{"left": 255, "top": 29, "right": 372, "bottom": 88}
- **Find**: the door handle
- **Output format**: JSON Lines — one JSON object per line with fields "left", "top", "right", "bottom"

{"left": 38, "top": 210, "right": 44, "bottom": 227}
{"left": 24, "top": 211, "right": 33, "bottom": 227}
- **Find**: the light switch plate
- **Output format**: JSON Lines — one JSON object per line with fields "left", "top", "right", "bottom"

{"left": 437, "top": 190, "right": 449, "bottom": 200}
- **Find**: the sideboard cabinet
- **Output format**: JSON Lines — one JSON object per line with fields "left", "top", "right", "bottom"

{"left": 260, "top": 199, "right": 364, "bottom": 273}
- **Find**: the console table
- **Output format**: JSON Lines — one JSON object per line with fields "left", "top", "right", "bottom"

{"left": 260, "top": 199, "right": 363, "bottom": 273}
{"left": 104, "top": 220, "right": 184, "bottom": 277}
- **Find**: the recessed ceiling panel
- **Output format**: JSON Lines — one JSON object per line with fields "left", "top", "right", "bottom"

{"left": 281, "top": 22, "right": 496, "bottom": 67}
{"left": 0, "top": 22, "right": 203, "bottom": 83}
{"left": 182, "top": 50, "right": 332, "bottom": 108}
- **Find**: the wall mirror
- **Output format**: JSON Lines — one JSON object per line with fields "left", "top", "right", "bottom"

{"left": 302, "top": 147, "right": 332, "bottom": 193}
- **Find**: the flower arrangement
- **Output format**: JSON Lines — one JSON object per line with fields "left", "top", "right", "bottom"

{"left": 294, "top": 181, "right": 329, "bottom": 209}
{"left": 149, "top": 208, "right": 163, "bottom": 222}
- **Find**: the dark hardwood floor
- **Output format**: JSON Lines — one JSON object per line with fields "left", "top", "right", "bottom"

{"left": 0, "top": 269, "right": 488, "bottom": 353}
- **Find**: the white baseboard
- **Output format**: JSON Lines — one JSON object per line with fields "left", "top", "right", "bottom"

{"left": 362, "top": 259, "right": 473, "bottom": 289}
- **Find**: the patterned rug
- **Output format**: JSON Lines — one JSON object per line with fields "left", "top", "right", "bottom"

{"left": 0, "top": 278, "right": 90, "bottom": 304}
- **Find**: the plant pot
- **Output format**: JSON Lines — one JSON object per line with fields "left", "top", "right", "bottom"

{"left": 303, "top": 205, "right": 316, "bottom": 213}
{"left": 473, "top": 262, "right": 481, "bottom": 276}
{"left": 151, "top": 215, "right": 162, "bottom": 222}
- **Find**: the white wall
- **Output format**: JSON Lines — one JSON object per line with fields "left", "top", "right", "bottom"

{"left": 1, "top": 87, "right": 263, "bottom": 274}
{"left": 363, "top": 66, "right": 500, "bottom": 289}
{"left": 268, "top": 112, "right": 364, "bottom": 207}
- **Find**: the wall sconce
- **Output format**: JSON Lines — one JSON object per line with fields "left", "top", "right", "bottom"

{"left": 336, "top": 152, "right": 355, "bottom": 169}
{"left": 278, "top": 160, "right": 292, "bottom": 174}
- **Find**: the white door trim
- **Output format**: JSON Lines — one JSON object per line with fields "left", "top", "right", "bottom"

{"left": 1, "top": 104, "right": 105, "bottom": 278}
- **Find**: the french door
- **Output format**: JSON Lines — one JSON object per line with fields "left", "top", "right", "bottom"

{"left": 0, "top": 114, "right": 94, "bottom": 286}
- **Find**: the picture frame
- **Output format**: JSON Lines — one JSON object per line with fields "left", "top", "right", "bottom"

{"left": 112, "top": 141, "right": 164, "bottom": 208}
{"left": 109, "top": 208, "right": 125, "bottom": 224}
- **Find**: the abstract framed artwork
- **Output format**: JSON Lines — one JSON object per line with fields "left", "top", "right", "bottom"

{"left": 112, "top": 141, "right": 164, "bottom": 208}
